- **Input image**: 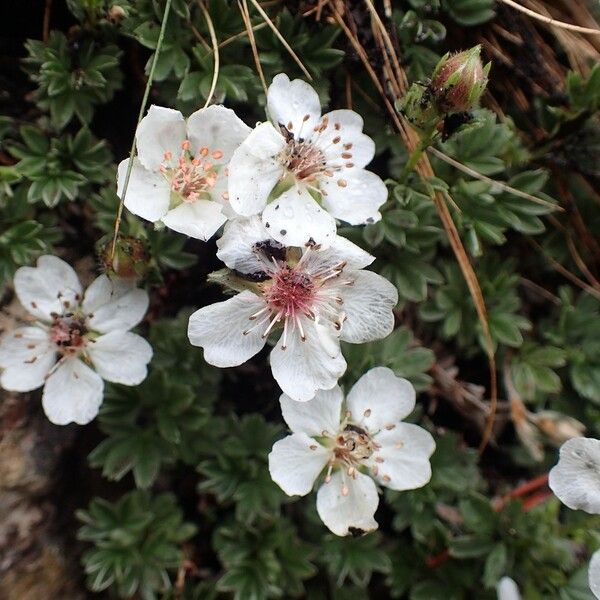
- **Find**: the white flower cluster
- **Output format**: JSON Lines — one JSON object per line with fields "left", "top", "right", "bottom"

{"left": 0, "top": 74, "right": 435, "bottom": 536}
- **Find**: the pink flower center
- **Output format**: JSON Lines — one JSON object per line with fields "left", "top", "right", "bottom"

{"left": 49, "top": 316, "right": 87, "bottom": 355}
{"left": 265, "top": 266, "right": 315, "bottom": 319}
{"left": 160, "top": 140, "right": 223, "bottom": 203}
{"left": 278, "top": 115, "right": 355, "bottom": 190}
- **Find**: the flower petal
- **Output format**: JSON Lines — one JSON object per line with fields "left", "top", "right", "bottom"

{"left": 262, "top": 187, "right": 336, "bottom": 248}
{"left": 188, "top": 291, "right": 268, "bottom": 367}
{"left": 83, "top": 275, "right": 149, "bottom": 333}
{"left": 268, "top": 432, "right": 330, "bottom": 496}
{"left": 316, "top": 470, "right": 379, "bottom": 536}
{"left": 267, "top": 73, "right": 321, "bottom": 134}
{"left": 496, "top": 577, "right": 521, "bottom": 600}
{"left": 339, "top": 270, "right": 397, "bottom": 343}
{"left": 321, "top": 169, "right": 386, "bottom": 226}
{"left": 0, "top": 327, "right": 56, "bottom": 392}
{"left": 347, "top": 367, "right": 416, "bottom": 431}
{"left": 161, "top": 200, "right": 226, "bottom": 241}
{"left": 279, "top": 386, "right": 343, "bottom": 435}
{"left": 228, "top": 122, "right": 285, "bottom": 217}
{"left": 14, "top": 255, "right": 82, "bottom": 321}
{"left": 301, "top": 235, "right": 374, "bottom": 276}
{"left": 549, "top": 437, "right": 600, "bottom": 514}
{"left": 590, "top": 550, "right": 600, "bottom": 599}
{"left": 136, "top": 105, "right": 186, "bottom": 171}
{"left": 216, "top": 216, "right": 274, "bottom": 275}
{"left": 370, "top": 423, "right": 435, "bottom": 491}
{"left": 117, "top": 158, "right": 171, "bottom": 223}
{"left": 187, "top": 104, "right": 251, "bottom": 164}
{"left": 270, "top": 316, "right": 346, "bottom": 402}
{"left": 42, "top": 358, "right": 103, "bottom": 425}
{"left": 88, "top": 331, "right": 152, "bottom": 385}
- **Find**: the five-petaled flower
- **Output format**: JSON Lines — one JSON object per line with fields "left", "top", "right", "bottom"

{"left": 227, "top": 74, "right": 388, "bottom": 248}
{"left": 267, "top": 367, "right": 435, "bottom": 535}
{"left": 0, "top": 256, "right": 152, "bottom": 425}
{"left": 187, "top": 217, "right": 398, "bottom": 401}
{"left": 118, "top": 104, "right": 250, "bottom": 240}
{"left": 549, "top": 437, "right": 600, "bottom": 599}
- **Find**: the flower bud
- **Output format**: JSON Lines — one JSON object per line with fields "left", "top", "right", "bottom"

{"left": 100, "top": 236, "right": 150, "bottom": 281}
{"left": 430, "top": 46, "right": 490, "bottom": 114}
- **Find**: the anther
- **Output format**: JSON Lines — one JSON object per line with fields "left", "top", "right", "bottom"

{"left": 364, "top": 409, "right": 371, "bottom": 417}
{"left": 341, "top": 485, "right": 349, "bottom": 496}
{"left": 181, "top": 140, "right": 191, "bottom": 150}
{"left": 337, "top": 179, "right": 347, "bottom": 188}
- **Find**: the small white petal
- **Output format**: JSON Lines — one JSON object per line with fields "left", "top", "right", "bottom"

{"left": 88, "top": 331, "right": 152, "bottom": 385}
{"left": 279, "top": 386, "right": 343, "bottom": 435}
{"left": 267, "top": 73, "right": 321, "bottom": 134}
{"left": 268, "top": 432, "right": 330, "bottom": 496}
{"left": 316, "top": 470, "right": 379, "bottom": 536}
{"left": 262, "top": 187, "right": 336, "bottom": 248}
{"left": 83, "top": 275, "right": 149, "bottom": 334}
{"left": 216, "top": 216, "right": 275, "bottom": 275}
{"left": 496, "top": 577, "right": 521, "bottom": 600}
{"left": 339, "top": 270, "right": 397, "bottom": 343}
{"left": 590, "top": 550, "right": 600, "bottom": 599}
{"left": 117, "top": 158, "right": 171, "bottom": 223}
{"left": 314, "top": 109, "right": 375, "bottom": 168}
{"left": 186, "top": 104, "right": 251, "bottom": 163}
{"left": 188, "top": 291, "right": 268, "bottom": 367}
{"left": 0, "top": 327, "right": 56, "bottom": 392}
{"left": 321, "top": 169, "right": 387, "bottom": 226}
{"left": 14, "top": 255, "right": 82, "bottom": 321}
{"left": 270, "top": 317, "right": 346, "bottom": 401}
{"left": 301, "top": 235, "right": 374, "bottom": 276}
{"left": 549, "top": 437, "right": 600, "bottom": 514}
{"left": 161, "top": 200, "right": 226, "bottom": 241}
{"left": 371, "top": 423, "right": 435, "bottom": 491}
{"left": 347, "top": 367, "right": 416, "bottom": 431}
{"left": 228, "top": 122, "right": 285, "bottom": 217}
{"left": 135, "top": 105, "right": 186, "bottom": 171}
{"left": 42, "top": 358, "right": 103, "bottom": 425}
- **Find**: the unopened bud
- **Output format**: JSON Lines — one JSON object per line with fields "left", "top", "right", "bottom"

{"left": 100, "top": 236, "right": 150, "bottom": 281}
{"left": 430, "top": 45, "right": 490, "bottom": 114}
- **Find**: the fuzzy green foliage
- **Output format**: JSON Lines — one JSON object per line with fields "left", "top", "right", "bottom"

{"left": 77, "top": 491, "right": 196, "bottom": 599}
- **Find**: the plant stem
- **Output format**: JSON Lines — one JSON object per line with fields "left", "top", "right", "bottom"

{"left": 398, "top": 128, "right": 437, "bottom": 184}
{"left": 110, "top": 0, "right": 173, "bottom": 261}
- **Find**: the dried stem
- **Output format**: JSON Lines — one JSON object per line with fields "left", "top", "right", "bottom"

{"left": 201, "top": 2, "right": 220, "bottom": 108}
{"left": 109, "top": 0, "right": 173, "bottom": 261}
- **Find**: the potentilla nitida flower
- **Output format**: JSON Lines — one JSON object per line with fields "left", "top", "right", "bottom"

{"left": 0, "top": 256, "right": 152, "bottom": 425}
{"left": 187, "top": 217, "right": 398, "bottom": 401}
{"left": 268, "top": 368, "right": 436, "bottom": 535}
{"left": 117, "top": 104, "right": 250, "bottom": 240}
{"left": 227, "top": 74, "right": 388, "bottom": 248}
{"left": 549, "top": 437, "right": 600, "bottom": 599}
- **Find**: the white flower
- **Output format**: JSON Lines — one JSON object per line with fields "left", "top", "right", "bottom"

{"left": 549, "top": 437, "right": 600, "bottom": 514}
{"left": 118, "top": 104, "right": 251, "bottom": 240}
{"left": 227, "top": 73, "right": 387, "bottom": 248}
{"left": 267, "top": 367, "right": 435, "bottom": 535}
{"left": 187, "top": 217, "right": 397, "bottom": 401}
{"left": 496, "top": 577, "right": 521, "bottom": 600}
{"left": 0, "top": 256, "right": 152, "bottom": 425}
{"left": 549, "top": 437, "right": 600, "bottom": 599}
